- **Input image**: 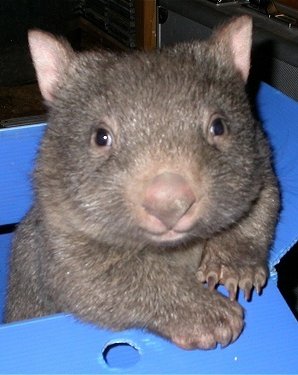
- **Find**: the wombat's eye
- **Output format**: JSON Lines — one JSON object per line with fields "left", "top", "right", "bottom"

{"left": 95, "top": 128, "right": 113, "bottom": 147}
{"left": 210, "top": 117, "right": 225, "bottom": 137}
{"left": 205, "top": 115, "right": 229, "bottom": 148}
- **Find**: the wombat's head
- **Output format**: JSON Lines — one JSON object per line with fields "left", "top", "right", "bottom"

{"left": 30, "top": 16, "right": 265, "bottom": 248}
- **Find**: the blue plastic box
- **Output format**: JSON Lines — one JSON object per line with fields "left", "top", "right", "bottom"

{"left": 0, "top": 83, "right": 297, "bottom": 373}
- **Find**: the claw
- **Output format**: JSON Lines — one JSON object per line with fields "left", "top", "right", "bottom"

{"left": 226, "top": 278, "right": 238, "bottom": 301}
{"left": 197, "top": 269, "right": 205, "bottom": 283}
{"left": 207, "top": 271, "right": 218, "bottom": 290}
{"left": 255, "top": 280, "right": 262, "bottom": 295}
{"left": 219, "top": 335, "right": 232, "bottom": 349}
{"left": 243, "top": 280, "right": 253, "bottom": 301}
{"left": 239, "top": 278, "right": 253, "bottom": 301}
{"left": 255, "top": 273, "right": 266, "bottom": 295}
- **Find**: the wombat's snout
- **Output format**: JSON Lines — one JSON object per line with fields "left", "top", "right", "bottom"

{"left": 142, "top": 172, "right": 196, "bottom": 231}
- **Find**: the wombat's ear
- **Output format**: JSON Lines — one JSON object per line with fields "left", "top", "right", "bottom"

{"left": 28, "top": 30, "right": 74, "bottom": 102}
{"left": 212, "top": 16, "right": 252, "bottom": 82}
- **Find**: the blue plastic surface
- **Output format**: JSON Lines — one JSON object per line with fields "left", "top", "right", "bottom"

{"left": 257, "top": 87, "right": 298, "bottom": 273}
{"left": 0, "top": 83, "right": 297, "bottom": 373}
{"left": 0, "top": 123, "right": 45, "bottom": 226}
{"left": 0, "top": 270, "right": 296, "bottom": 374}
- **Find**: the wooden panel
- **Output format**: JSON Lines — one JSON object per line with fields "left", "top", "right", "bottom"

{"left": 135, "top": 0, "right": 157, "bottom": 51}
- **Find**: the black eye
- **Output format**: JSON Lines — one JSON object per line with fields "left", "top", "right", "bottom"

{"left": 95, "top": 128, "right": 113, "bottom": 147}
{"left": 210, "top": 117, "right": 225, "bottom": 137}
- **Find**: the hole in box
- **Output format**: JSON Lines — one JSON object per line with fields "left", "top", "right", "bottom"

{"left": 276, "top": 241, "right": 298, "bottom": 320}
{"left": 102, "top": 341, "right": 140, "bottom": 369}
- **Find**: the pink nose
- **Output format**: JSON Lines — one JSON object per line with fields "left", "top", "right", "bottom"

{"left": 142, "top": 172, "right": 196, "bottom": 230}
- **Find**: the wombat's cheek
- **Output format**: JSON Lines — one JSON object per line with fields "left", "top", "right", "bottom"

{"left": 125, "top": 171, "right": 206, "bottom": 244}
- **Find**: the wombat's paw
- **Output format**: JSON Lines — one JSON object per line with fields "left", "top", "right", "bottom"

{"left": 197, "top": 261, "right": 268, "bottom": 301}
{"left": 169, "top": 297, "right": 244, "bottom": 350}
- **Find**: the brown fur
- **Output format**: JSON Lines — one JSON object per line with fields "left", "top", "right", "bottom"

{"left": 5, "top": 17, "right": 279, "bottom": 350}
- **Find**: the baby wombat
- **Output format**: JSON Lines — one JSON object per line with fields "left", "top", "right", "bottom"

{"left": 6, "top": 16, "right": 279, "bottom": 350}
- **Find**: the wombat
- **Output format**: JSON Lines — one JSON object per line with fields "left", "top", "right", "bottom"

{"left": 5, "top": 16, "right": 279, "bottom": 350}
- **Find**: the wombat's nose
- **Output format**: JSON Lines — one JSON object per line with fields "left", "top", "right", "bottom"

{"left": 143, "top": 172, "right": 196, "bottom": 230}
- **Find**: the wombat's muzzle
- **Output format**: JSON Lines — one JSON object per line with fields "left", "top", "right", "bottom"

{"left": 142, "top": 172, "right": 196, "bottom": 230}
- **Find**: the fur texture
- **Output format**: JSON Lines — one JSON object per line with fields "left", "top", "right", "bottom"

{"left": 5, "top": 16, "right": 279, "bottom": 350}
